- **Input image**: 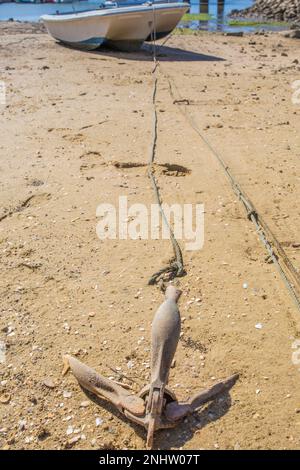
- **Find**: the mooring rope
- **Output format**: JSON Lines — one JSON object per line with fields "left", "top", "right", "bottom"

{"left": 145, "top": 17, "right": 300, "bottom": 311}
{"left": 161, "top": 67, "right": 300, "bottom": 313}
{"left": 147, "top": 10, "right": 185, "bottom": 285}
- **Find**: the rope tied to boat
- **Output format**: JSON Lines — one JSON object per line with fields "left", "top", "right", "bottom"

{"left": 147, "top": 11, "right": 185, "bottom": 286}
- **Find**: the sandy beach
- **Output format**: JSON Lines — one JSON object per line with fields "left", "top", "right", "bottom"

{"left": 0, "top": 22, "right": 300, "bottom": 450}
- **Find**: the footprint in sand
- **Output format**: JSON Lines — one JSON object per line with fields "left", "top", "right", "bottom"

{"left": 111, "top": 161, "right": 190, "bottom": 176}
{"left": 79, "top": 151, "right": 105, "bottom": 172}
{"left": 158, "top": 163, "right": 191, "bottom": 177}
{"left": 0, "top": 193, "right": 51, "bottom": 222}
{"left": 25, "top": 193, "right": 51, "bottom": 207}
{"left": 62, "top": 133, "right": 85, "bottom": 143}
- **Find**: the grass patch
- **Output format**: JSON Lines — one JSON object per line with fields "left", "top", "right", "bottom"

{"left": 228, "top": 19, "right": 289, "bottom": 27}
{"left": 172, "top": 28, "right": 205, "bottom": 36}
{"left": 182, "top": 13, "right": 213, "bottom": 22}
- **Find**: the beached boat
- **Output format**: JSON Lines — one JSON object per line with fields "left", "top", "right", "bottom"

{"left": 41, "top": 2, "right": 189, "bottom": 51}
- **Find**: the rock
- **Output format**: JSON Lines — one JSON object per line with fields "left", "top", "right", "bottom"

{"left": 29, "top": 179, "right": 44, "bottom": 187}
{"left": 65, "top": 435, "right": 80, "bottom": 448}
{"left": 42, "top": 378, "right": 56, "bottom": 389}
{"left": 280, "top": 29, "right": 300, "bottom": 38}
{"left": 289, "top": 29, "right": 300, "bottom": 38}
{"left": 80, "top": 400, "right": 90, "bottom": 408}
{"left": 230, "top": 1, "right": 300, "bottom": 24}
{"left": 66, "top": 425, "right": 73, "bottom": 435}
{"left": 0, "top": 393, "right": 11, "bottom": 404}
{"left": 0, "top": 393, "right": 11, "bottom": 405}
{"left": 18, "top": 419, "right": 27, "bottom": 431}
{"left": 0, "top": 341, "right": 6, "bottom": 364}
{"left": 36, "top": 427, "right": 50, "bottom": 441}
{"left": 95, "top": 417, "right": 103, "bottom": 427}
{"left": 224, "top": 31, "right": 244, "bottom": 37}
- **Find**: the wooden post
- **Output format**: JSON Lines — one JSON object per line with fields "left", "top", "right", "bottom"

{"left": 217, "top": 0, "right": 225, "bottom": 18}
{"left": 200, "top": 0, "right": 209, "bottom": 15}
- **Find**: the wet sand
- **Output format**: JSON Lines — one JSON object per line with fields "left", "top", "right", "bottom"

{"left": 0, "top": 23, "right": 300, "bottom": 449}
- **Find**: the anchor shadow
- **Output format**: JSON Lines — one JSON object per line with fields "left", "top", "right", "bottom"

{"left": 80, "top": 385, "right": 234, "bottom": 450}
{"left": 158, "top": 392, "right": 233, "bottom": 449}
{"left": 80, "top": 386, "right": 149, "bottom": 447}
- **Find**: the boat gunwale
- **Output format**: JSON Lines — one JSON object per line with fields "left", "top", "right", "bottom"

{"left": 41, "top": 3, "right": 189, "bottom": 23}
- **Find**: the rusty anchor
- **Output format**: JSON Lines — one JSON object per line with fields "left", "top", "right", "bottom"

{"left": 63, "top": 286, "right": 239, "bottom": 448}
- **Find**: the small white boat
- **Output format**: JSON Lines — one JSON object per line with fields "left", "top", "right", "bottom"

{"left": 41, "top": 2, "right": 189, "bottom": 51}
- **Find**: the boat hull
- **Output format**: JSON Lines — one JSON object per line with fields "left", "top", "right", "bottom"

{"left": 41, "top": 4, "right": 189, "bottom": 52}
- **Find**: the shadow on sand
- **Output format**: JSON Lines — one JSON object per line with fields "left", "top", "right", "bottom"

{"left": 59, "top": 41, "right": 225, "bottom": 63}
{"left": 80, "top": 386, "right": 234, "bottom": 449}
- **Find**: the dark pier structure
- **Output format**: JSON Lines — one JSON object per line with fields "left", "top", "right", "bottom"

{"left": 191, "top": 0, "right": 226, "bottom": 20}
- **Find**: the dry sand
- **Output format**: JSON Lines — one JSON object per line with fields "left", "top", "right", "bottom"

{"left": 0, "top": 23, "right": 300, "bottom": 450}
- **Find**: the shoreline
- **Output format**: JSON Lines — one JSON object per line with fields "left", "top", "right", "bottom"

{"left": 0, "top": 19, "right": 293, "bottom": 35}
{"left": 0, "top": 19, "right": 45, "bottom": 33}
{"left": 0, "top": 2, "right": 297, "bottom": 33}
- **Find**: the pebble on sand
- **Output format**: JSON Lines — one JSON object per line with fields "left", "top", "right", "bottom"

{"left": 0, "top": 394, "right": 11, "bottom": 404}
{"left": 42, "top": 378, "right": 56, "bottom": 389}
{"left": 95, "top": 417, "right": 103, "bottom": 427}
{"left": 66, "top": 425, "right": 73, "bottom": 435}
{"left": 80, "top": 401, "right": 90, "bottom": 408}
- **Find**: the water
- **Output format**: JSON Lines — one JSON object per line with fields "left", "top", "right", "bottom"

{"left": 187, "top": 0, "right": 255, "bottom": 32}
{"left": 189, "top": 0, "right": 253, "bottom": 17}
{"left": 0, "top": 1, "right": 288, "bottom": 33}
{"left": 0, "top": 1, "right": 103, "bottom": 21}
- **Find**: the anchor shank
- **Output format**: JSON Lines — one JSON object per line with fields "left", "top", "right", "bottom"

{"left": 150, "top": 287, "right": 181, "bottom": 390}
{"left": 146, "top": 286, "right": 182, "bottom": 448}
